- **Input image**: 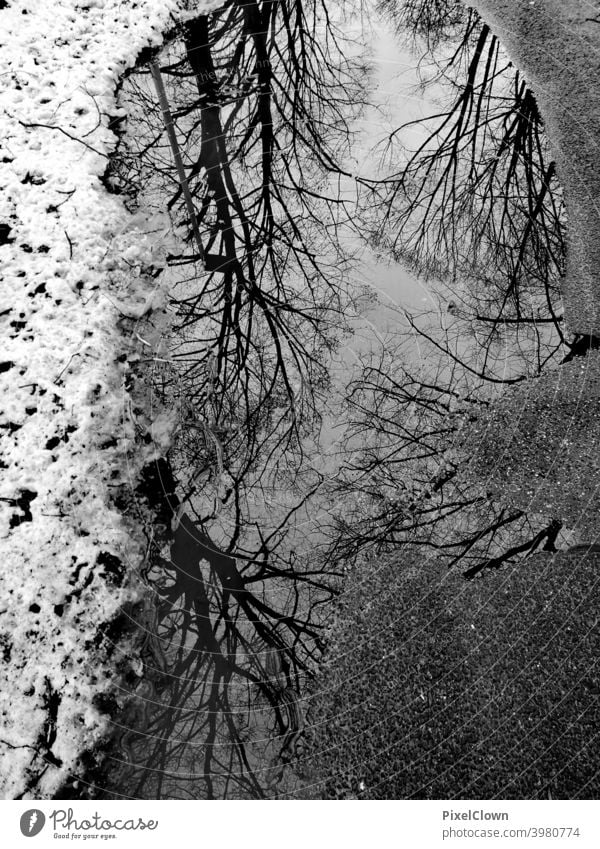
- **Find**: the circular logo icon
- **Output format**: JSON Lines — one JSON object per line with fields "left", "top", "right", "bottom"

{"left": 20, "top": 810, "right": 45, "bottom": 837}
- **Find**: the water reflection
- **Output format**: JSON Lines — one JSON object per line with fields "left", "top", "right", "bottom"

{"left": 102, "top": 0, "right": 421, "bottom": 800}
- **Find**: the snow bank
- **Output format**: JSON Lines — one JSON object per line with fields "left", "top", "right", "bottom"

{"left": 0, "top": 0, "right": 217, "bottom": 798}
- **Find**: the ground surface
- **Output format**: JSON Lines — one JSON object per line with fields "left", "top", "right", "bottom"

{"left": 466, "top": 350, "right": 600, "bottom": 539}
{"left": 300, "top": 549, "right": 600, "bottom": 799}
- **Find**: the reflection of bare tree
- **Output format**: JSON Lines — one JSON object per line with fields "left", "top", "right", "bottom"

{"left": 100, "top": 3, "right": 365, "bottom": 797}
{"left": 326, "top": 334, "right": 565, "bottom": 582}
{"left": 316, "top": 0, "right": 590, "bottom": 588}
{"left": 108, "top": 455, "right": 341, "bottom": 799}
{"left": 99, "top": 0, "right": 591, "bottom": 799}
{"left": 365, "top": 1, "right": 571, "bottom": 376}
{"left": 113, "top": 0, "right": 367, "bottom": 468}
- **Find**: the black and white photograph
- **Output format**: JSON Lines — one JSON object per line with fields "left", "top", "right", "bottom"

{"left": 0, "top": 0, "right": 599, "bottom": 830}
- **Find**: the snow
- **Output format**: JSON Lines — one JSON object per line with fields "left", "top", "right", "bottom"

{"left": 0, "top": 0, "right": 219, "bottom": 798}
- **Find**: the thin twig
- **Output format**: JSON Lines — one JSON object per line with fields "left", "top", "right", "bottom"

{"left": 149, "top": 61, "right": 206, "bottom": 265}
